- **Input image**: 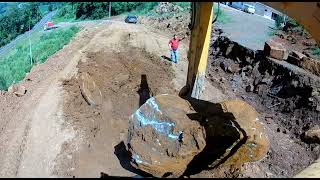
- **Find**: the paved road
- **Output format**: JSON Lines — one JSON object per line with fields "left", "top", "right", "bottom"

{"left": 0, "top": 11, "right": 57, "bottom": 58}
{"left": 215, "top": 3, "right": 275, "bottom": 50}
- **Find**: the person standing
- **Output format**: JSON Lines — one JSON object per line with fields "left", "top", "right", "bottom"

{"left": 168, "top": 34, "right": 185, "bottom": 63}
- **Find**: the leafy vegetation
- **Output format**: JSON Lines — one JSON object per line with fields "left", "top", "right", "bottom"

{"left": 172, "top": 2, "right": 191, "bottom": 10}
{"left": 0, "top": 2, "right": 17, "bottom": 15}
{"left": 214, "top": 5, "right": 232, "bottom": 24}
{"left": 0, "top": 26, "right": 80, "bottom": 90}
{"left": 0, "top": 3, "right": 42, "bottom": 48}
{"left": 312, "top": 47, "right": 320, "bottom": 59}
{"left": 53, "top": 2, "right": 163, "bottom": 22}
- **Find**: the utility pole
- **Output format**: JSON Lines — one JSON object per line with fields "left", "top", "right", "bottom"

{"left": 109, "top": 2, "right": 111, "bottom": 18}
{"left": 28, "top": 20, "right": 33, "bottom": 65}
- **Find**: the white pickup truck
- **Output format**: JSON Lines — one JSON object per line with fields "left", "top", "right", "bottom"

{"left": 43, "top": 21, "right": 58, "bottom": 31}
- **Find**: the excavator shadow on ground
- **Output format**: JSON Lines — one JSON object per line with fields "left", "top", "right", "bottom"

{"left": 182, "top": 96, "right": 247, "bottom": 176}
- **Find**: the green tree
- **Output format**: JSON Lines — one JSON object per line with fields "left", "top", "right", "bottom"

{"left": 48, "top": 4, "right": 53, "bottom": 11}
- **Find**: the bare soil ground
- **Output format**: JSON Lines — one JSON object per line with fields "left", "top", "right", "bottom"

{"left": 0, "top": 20, "right": 221, "bottom": 177}
{"left": 0, "top": 4, "right": 319, "bottom": 178}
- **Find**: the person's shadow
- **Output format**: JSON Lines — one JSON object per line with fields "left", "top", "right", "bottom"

{"left": 137, "top": 74, "right": 152, "bottom": 107}
{"left": 161, "top": 55, "right": 173, "bottom": 62}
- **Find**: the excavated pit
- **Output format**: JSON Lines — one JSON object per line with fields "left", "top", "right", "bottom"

{"left": 205, "top": 34, "right": 320, "bottom": 177}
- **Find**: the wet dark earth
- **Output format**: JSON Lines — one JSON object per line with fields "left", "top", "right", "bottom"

{"left": 204, "top": 33, "right": 320, "bottom": 177}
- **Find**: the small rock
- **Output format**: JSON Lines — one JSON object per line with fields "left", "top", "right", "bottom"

{"left": 260, "top": 75, "right": 272, "bottom": 85}
{"left": 8, "top": 84, "right": 26, "bottom": 97}
{"left": 291, "top": 50, "right": 306, "bottom": 60}
{"left": 246, "top": 84, "right": 254, "bottom": 92}
{"left": 225, "top": 44, "right": 234, "bottom": 57}
{"left": 302, "top": 41, "right": 314, "bottom": 47}
{"left": 241, "top": 72, "right": 246, "bottom": 79}
{"left": 264, "top": 40, "right": 289, "bottom": 60}
{"left": 302, "top": 51, "right": 311, "bottom": 58}
{"left": 226, "top": 66, "right": 233, "bottom": 73}
{"left": 304, "top": 125, "right": 320, "bottom": 143}
{"left": 283, "top": 129, "right": 287, "bottom": 134}
{"left": 220, "top": 61, "right": 228, "bottom": 72}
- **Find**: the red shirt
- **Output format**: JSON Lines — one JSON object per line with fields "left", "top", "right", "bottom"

{"left": 169, "top": 38, "right": 180, "bottom": 50}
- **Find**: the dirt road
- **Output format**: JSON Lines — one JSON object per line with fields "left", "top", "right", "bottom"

{"left": 0, "top": 20, "right": 223, "bottom": 177}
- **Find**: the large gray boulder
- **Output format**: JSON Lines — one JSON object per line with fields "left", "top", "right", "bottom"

{"left": 126, "top": 95, "right": 206, "bottom": 178}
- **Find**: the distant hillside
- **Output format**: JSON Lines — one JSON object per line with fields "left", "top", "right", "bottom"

{"left": 0, "top": 2, "right": 17, "bottom": 15}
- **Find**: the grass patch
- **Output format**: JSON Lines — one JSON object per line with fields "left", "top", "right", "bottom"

{"left": 214, "top": 5, "right": 232, "bottom": 24}
{"left": 0, "top": 26, "right": 80, "bottom": 90}
{"left": 39, "top": 4, "right": 49, "bottom": 15}
{"left": 51, "top": 4, "right": 75, "bottom": 24}
{"left": 312, "top": 47, "right": 320, "bottom": 59}
{"left": 268, "top": 28, "right": 278, "bottom": 37}
{"left": 52, "top": 15, "right": 75, "bottom": 24}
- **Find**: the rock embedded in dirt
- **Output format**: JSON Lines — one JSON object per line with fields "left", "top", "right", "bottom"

{"left": 79, "top": 72, "right": 102, "bottom": 107}
{"left": 264, "top": 40, "right": 289, "bottom": 60}
{"left": 216, "top": 100, "right": 270, "bottom": 166}
{"left": 246, "top": 84, "right": 254, "bottom": 92}
{"left": 8, "top": 84, "right": 26, "bottom": 97}
{"left": 291, "top": 50, "right": 306, "bottom": 60}
{"left": 126, "top": 95, "right": 206, "bottom": 178}
{"left": 299, "top": 57, "right": 320, "bottom": 76}
{"left": 304, "top": 125, "right": 320, "bottom": 144}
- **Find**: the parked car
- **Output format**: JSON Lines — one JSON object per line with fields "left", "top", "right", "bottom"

{"left": 43, "top": 21, "right": 58, "bottom": 31}
{"left": 243, "top": 4, "right": 255, "bottom": 14}
{"left": 125, "top": 15, "right": 138, "bottom": 24}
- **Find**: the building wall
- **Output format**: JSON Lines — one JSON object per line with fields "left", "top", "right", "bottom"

{"left": 253, "top": 2, "right": 282, "bottom": 20}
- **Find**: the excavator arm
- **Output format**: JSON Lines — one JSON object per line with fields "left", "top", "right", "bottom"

{"left": 186, "top": 2, "right": 320, "bottom": 177}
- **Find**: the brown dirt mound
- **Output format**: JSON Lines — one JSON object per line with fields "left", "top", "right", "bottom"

{"left": 55, "top": 42, "right": 177, "bottom": 177}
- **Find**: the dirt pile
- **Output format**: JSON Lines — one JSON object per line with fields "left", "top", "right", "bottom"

{"left": 207, "top": 34, "right": 320, "bottom": 177}
{"left": 155, "top": 2, "right": 184, "bottom": 15}
{"left": 139, "top": 3, "right": 191, "bottom": 38}
{"left": 57, "top": 43, "right": 177, "bottom": 177}
{"left": 126, "top": 95, "right": 206, "bottom": 178}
